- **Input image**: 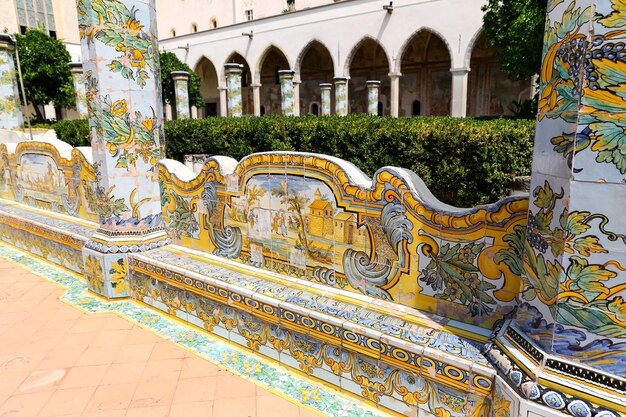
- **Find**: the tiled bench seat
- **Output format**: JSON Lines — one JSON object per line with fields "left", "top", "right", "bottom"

{"left": 0, "top": 199, "right": 96, "bottom": 273}
{"left": 129, "top": 244, "right": 496, "bottom": 417}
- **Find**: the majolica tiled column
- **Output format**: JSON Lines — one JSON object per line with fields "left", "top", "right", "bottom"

{"left": 486, "top": 1, "right": 626, "bottom": 416}
{"left": 334, "top": 77, "right": 348, "bottom": 116}
{"left": 366, "top": 80, "right": 380, "bottom": 116}
{"left": 0, "top": 34, "right": 23, "bottom": 129}
{"left": 69, "top": 62, "right": 87, "bottom": 119}
{"left": 320, "top": 83, "right": 332, "bottom": 116}
{"left": 225, "top": 63, "right": 243, "bottom": 117}
{"left": 76, "top": 0, "right": 169, "bottom": 299}
{"left": 171, "top": 71, "right": 190, "bottom": 119}
{"left": 278, "top": 70, "right": 295, "bottom": 116}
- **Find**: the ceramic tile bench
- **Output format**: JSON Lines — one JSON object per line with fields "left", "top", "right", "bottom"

{"left": 0, "top": 139, "right": 530, "bottom": 417}
{"left": 129, "top": 244, "right": 495, "bottom": 416}
{"left": 0, "top": 199, "right": 96, "bottom": 273}
{"left": 141, "top": 151, "right": 529, "bottom": 416}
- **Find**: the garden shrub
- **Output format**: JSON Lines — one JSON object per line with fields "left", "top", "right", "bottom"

{"left": 164, "top": 116, "right": 535, "bottom": 207}
{"left": 51, "top": 116, "right": 535, "bottom": 207}
{"left": 50, "top": 119, "right": 90, "bottom": 147}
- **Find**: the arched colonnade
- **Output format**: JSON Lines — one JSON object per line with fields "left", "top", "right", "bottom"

{"left": 187, "top": 30, "right": 529, "bottom": 118}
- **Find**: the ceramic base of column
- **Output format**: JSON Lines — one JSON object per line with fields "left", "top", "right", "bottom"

{"left": 82, "top": 228, "right": 170, "bottom": 299}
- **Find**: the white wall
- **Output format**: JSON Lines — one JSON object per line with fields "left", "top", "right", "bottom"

{"left": 156, "top": 0, "right": 336, "bottom": 38}
{"left": 160, "top": 0, "right": 485, "bottom": 85}
{"left": 0, "top": 0, "right": 19, "bottom": 34}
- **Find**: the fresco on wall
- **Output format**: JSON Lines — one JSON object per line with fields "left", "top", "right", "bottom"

{"left": 430, "top": 70, "right": 452, "bottom": 116}
{"left": 261, "top": 85, "right": 281, "bottom": 115}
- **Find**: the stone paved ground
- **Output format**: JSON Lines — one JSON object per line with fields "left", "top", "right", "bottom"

{"left": 0, "top": 255, "right": 323, "bottom": 417}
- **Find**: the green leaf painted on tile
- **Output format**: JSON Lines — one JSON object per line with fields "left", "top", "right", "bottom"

{"left": 599, "top": 0, "right": 626, "bottom": 28}
{"left": 567, "top": 256, "right": 615, "bottom": 294}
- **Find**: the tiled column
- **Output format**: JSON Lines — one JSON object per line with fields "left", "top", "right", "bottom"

{"left": 366, "top": 80, "right": 380, "bottom": 116}
{"left": 171, "top": 71, "right": 190, "bottom": 119}
{"left": 225, "top": 63, "right": 243, "bottom": 117}
{"left": 76, "top": 0, "right": 169, "bottom": 299}
{"left": 486, "top": 1, "right": 626, "bottom": 416}
{"left": 334, "top": 77, "right": 348, "bottom": 116}
{"left": 389, "top": 73, "right": 400, "bottom": 117}
{"left": 69, "top": 63, "right": 87, "bottom": 119}
{"left": 450, "top": 68, "right": 469, "bottom": 117}
{"left": 279, "top": 70, "right": 295, "bottom": 116}
{"left": 251, "top": 83, "right": 261, "bottom": 116}
{"left": 0, "top": 34, "right": 23, "bottom": 129}
{"left": 320, "top": 83, "right": 332, "bottom": 116}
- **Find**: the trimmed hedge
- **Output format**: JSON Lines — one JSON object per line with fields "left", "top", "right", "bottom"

{"left": 49, "top": 116, "right": 535, "bottom": 207}
{"left": 163, "top": 116, "right": 534, "bottom": 207}
{"left": 50, "top": 119, "right": 90, "bottom": 148}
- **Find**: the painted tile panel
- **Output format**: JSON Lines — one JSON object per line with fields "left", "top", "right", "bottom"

{"left": 159, "top": 153, "right": 528, "bottom": 330}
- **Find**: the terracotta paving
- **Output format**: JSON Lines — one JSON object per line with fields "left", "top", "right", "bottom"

{"left": 0, "top": 256, "right": 321, "bottom": 417}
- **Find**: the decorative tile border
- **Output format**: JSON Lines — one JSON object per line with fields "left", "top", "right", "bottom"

{"left": 0, "top": 241, "right": 388, "bottom": 417}
{"left": 484, "top": 322, "right": 626, "bottom": 417}
{"left": 128, "top": 249, "right": 494, "bottom": 417}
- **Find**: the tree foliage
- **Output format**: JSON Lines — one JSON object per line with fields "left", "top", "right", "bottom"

{"left": 15, "top": 29, "right": 75, "bottom": 121}
{"left": 159, "top": 51, "right": 203, "bottom": 109}
{"left": 481, "top": 0, "right": 548, "bottom": 80}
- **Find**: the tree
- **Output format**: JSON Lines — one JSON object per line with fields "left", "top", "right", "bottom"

{"left": 159, "top": 51, "right": 203, "bottom": 110}
{"left": 481, "top": 0, "right": 548, "bottom": 81}
{"left": 15, "top": 29, "right": 75, "bottom": 121}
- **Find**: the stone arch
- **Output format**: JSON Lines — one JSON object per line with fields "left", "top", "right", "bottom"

{"left": 398, "top": 29, "right": 452, "bottom": 116}
{"left": 256, "top": 45, "right": 290, "bottom": 115}
{"left": 193, "top": 56, "right": 219, "bottom": 117}
{"left": 345, "top": 36, "right": 391, "bottom": 115}
{"left": 294, "top": 39, "right": 334, "bottom": 74}
{"left": 255, "top": 45, "right": 290, "bottom": 81}
{"left": 464, "top": 27, "right": 484, "bottom": 69}
{"left": 224, "top": 52, "right": 253, "bottom": 115}
{"left": 296, "top": 40, "right": 334, "bottom": 115}
{"left": 466, "top": 31, "right": 530, "bottom": 117}
{"left": 396, "top": 27, "right": 453, "bottom": 74}
{"left": 343, "top": 36, "right": 391, "bottom": 77}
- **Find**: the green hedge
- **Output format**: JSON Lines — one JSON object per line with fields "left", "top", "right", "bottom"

{"left": 49, "top": 116, "right": 535, "bottom": 207}
{"left": 50, "top": 119, "right": 90, "bottom": 147}
{"left": 164, "top": 116, "right": 534, "bottom": 207}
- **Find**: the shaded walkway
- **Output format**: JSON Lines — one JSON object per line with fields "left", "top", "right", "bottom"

{"left": 0, "top": 244, "right": 379, "bottom": 417}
